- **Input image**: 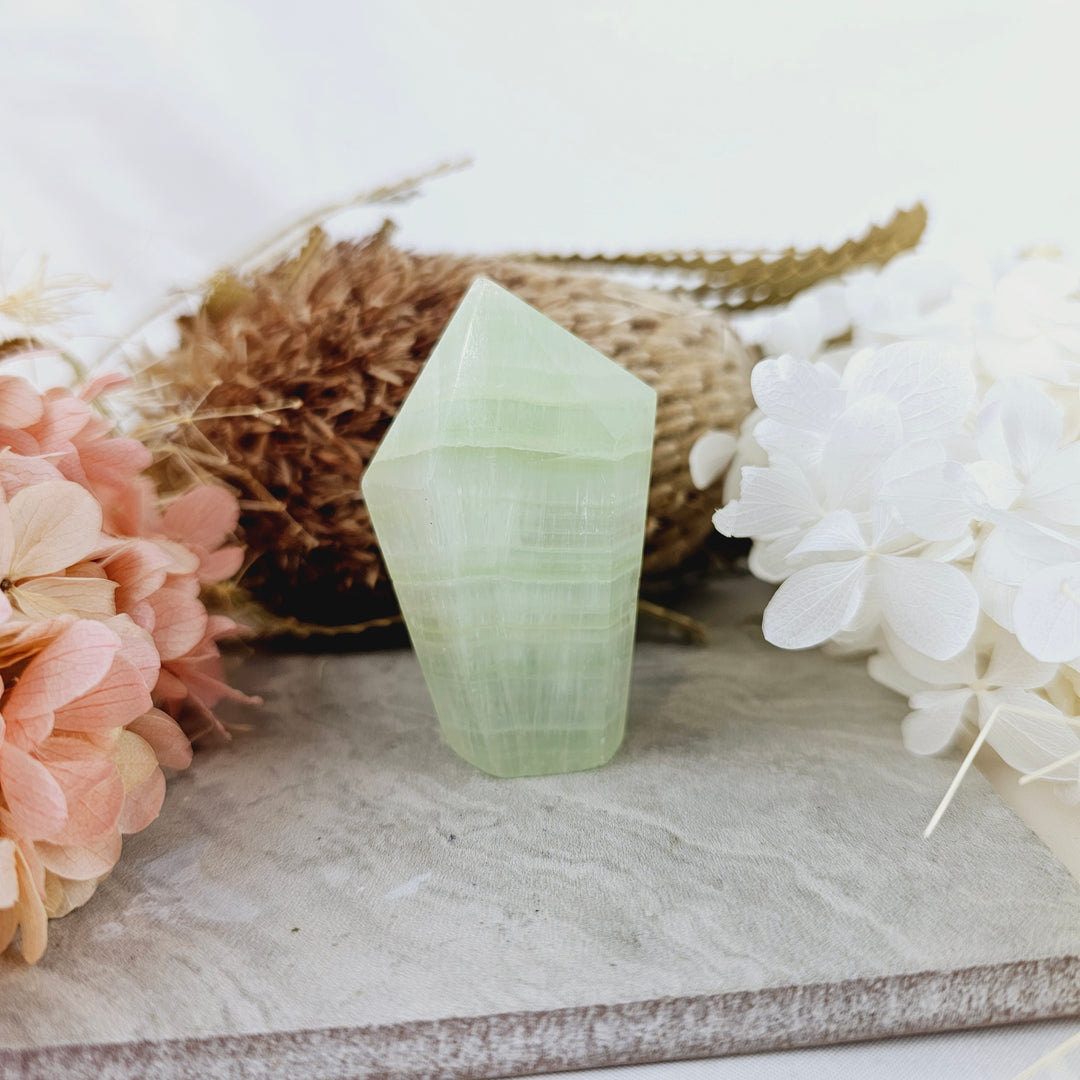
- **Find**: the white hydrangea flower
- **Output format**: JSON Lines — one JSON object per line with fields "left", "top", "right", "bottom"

{"left": 763, "top": 505, "right": 978, "bottom": 659}
{"left": 977, "top": 258, "right": 1080, "bottom": 386}
{"left": 869, "top": 627, "right": 1061, "bottom": 756}
{"left": 714, "top": 249, "right": 1080, "bottom": 822}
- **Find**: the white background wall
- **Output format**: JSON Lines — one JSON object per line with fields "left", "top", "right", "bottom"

{"left": 3, "top": 0, "right": 1080, "bottom": 348}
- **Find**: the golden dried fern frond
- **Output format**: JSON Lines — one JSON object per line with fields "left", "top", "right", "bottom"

{"left": 517, "top": 202, "right": 927, "bottom": 311}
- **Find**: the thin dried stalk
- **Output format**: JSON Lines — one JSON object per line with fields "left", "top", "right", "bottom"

{"left": 100, "top": 159, "right": 472, "bottom": 368}
{"left": 637, "top": 600, "right": 708, "bottom": 644}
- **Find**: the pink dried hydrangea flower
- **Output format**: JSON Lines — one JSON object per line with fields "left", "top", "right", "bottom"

{"left": 0, "top": 371, "right": 251, "bottom": 962}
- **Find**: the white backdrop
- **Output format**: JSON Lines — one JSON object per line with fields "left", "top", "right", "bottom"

{"left": 4, "top": 1, "right": 1080, "bottom": 1075}
{"left": 4, "top": 0, "right": 1080, "bottom": 343}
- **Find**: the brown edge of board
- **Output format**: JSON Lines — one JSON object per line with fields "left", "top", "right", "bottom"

{"left": 5, "top": 955, "right": 1080, "bottom": 1079}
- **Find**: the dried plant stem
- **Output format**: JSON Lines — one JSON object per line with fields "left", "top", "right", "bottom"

{"left": 924, "top": 711, "right": 1000, "bottom": 838}
{"left": 248, "top": 612, "right": 404, "bottom": 640}
{"left": 637, "top": 599, "right": 708, "bottom": 644}
{"left": 98, "top": 158, "right": 472, "bottom": 368}
{"left": 1019, "top": 746, "right": 1080, "bottom": 785}
{"left": 926, "top": 702, "right": 1075, "bottom": 836}
{"left": 223, "top": 160, "right": 470, "bottom": 281}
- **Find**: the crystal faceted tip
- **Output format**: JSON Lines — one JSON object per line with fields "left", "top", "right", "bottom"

{"left": 362, "top": 278, "right": 657, "bottom": 777}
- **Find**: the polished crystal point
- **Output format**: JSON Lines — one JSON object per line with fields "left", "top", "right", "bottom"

{"left": 362, "top": 278, "right": 656, "bottom": 777}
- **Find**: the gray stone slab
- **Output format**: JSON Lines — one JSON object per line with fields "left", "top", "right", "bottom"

{"left": 3, "top": 575, "right": 1080, "bottom": 1079}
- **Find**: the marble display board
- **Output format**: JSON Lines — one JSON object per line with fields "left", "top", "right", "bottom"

{"left": 3, "top": 576, "right": 1080, "bottom": 1079}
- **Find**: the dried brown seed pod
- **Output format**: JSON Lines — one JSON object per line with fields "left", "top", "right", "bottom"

{"left": 140, "top": 229, "right": 755, "bottom": 630}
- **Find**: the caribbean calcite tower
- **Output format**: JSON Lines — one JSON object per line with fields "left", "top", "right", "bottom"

{"left": 362, "top": 278, "right": 656, "bottom": 777}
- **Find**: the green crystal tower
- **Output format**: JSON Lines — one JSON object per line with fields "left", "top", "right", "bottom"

{"left": 362, "top": 279, "right": 656, "bottom": 777}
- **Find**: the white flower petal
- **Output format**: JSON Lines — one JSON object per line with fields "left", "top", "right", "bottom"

{"left": 983, "top": 630, "right": 1058, "bottom": 691}
{"left": 761, "top": 559, "right": 865, "bottom": 650}
{"left": 747, "top": 537, "right": 800, "bottom": 584}
{"left": 811, "top": 283, "right": 852, "bottom": 342}
{"left": 972, "top": 550, "right": 1019, "bottom": 632}
{"left": 789, "top": 509, "right": 866, "bottom": 558}
{"left": 713, "top": 462, "right": 821, "bottom": 540}
{"left": 842, "top": 340, "right": 976, "bottom": 440}
{"left": 902, "top": 689, "right": 972, "bottom": 755}
{"left": 1024, "top": 442, "right": 1080, "bottom": 525}
{"left": 967, "top": 460, "right": 1024, "bottom": 510}
{"left": 881, "top": 629, "right": 977, "bottom": 687}
{"left": 867, "top": 644, "right": 937, "bottom": 696}
{"left": 752, "top": 418, "right": 825, "bottom": 459}
{"left": 1014, "top": 561, "right": 1080, "bottom": 663}
{"left": 689, "top": 431, "right": 738, "bottom": 491}
{"left": 975, "top": 378, "right": 1063, "bottom": 481}
{"left": 976, "top": 523, "right": 1075, "bottom": 587}
{"left": 878, "top": 439, "right": 947, "bottom": 485}
{"left": 881, "top": 461, "right": 981, "bottom": 541}
{"left": 820, "top": 396, "right": 904, "bottom": 507}
{"left": 980, "top": 689, "right": 1080, "bottom": 779}
{"left": 876, "top": 556, "right": 979, "bottom": 660}
{"left": 760, "top": 299, "right": 827, "bottom": 361}
{"left": 751, "top": 355, "right": 843, "bottom": 430}
{"left": 13, "top": 576, "right": 117, "bottom": 621}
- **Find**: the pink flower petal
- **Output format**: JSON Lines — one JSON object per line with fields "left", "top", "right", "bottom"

{"left": 152, "top": 539, "right": 201, "bottom": 576}
{"left": 6, "top": 621, "right": 120, "bottom": 725}
{"left": 171, "top": 657, "right": 261, "bottom": 710}
{"left": 148, "top": 586, "right": 208, "bottom": 661}
{"left": 207, "top": 614, "right": 244, "bottom": 638}
{"left": 126, "top": 709, "right": 193, "bottom": 770}
{"left": 113, "top": 730, "right": 158, "bottom": 791}
{"left": 198, "top": 545, "right": 244, "bottom": 584}
{"left": 29, "top": 395, "right": 89, "bottom": 449}
{"left": 44, "top": 874, "right": 101, "bottom": 919}
{"left": 38, "top": 743, "right": 124, "bottom": 847}
{"left": 162, "top": 486, "right": 239, "bottom": 551}
{"left": 153, "top": 668, "right": 188, "bottom": 702}
{"left": 105, "top": 541, "right": 173, "bottom": 609}
{"left": 8, "top": 481, "right": 102, "bottom": 578}
{"left": 0, "top": 613, "right": 73, "bottom": 668}
{"left": 127, "top": 598, "right": 155, "bottom": 636}
{"left": 108, "top": 476, "right": 161, "bottom": 538}
{"left": 104, "top": 614, "right": 161, "bottom": 690}
{"left": 118, "top": 768, "right": 165, "bottom": 834}
{"left": 52, "top": 657, "right": 152, "bottom": 733}
{"left": 81, "top": 436, "right": 152, "bottom": 481}
{"left": 78, "top": 372, "right": 129, "bottom": 402}
{"left": 0, "top": 376, "right": 44, "bottom": 429}
{"left": 35, "top": 831, "right": 122, "bottom": 881}
{"left": 0, "top": 746, "right": 67, "bottom": 839}
{"left": 0, "top": 450, "right": 65, "bottom": 497}
{"left": 0, "top": 428, "right": 41, "bottom": 456}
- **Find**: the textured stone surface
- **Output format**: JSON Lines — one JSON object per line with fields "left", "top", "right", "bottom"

{"left": 363, "top": 277, "right": 656, "bottom": 777}
{"left": 2, "top": 576, "right": 1080, "bottom": 1078}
